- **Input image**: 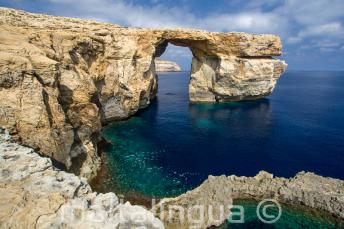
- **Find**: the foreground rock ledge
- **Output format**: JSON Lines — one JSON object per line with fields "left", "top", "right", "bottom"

{"left": 153, "top": 171, "right": 344, "bottom": 228}
{"left": 0, "top": 8, "right": 286, "bottom": 178}
{"left": 1, "top": 131, "right": 343, "bottom": 228}
{"left": 0, "top": 131, "right": 163, "bottom": 229}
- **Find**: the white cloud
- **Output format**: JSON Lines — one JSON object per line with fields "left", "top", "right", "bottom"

{"left": 45, "top": 0, "right": 286, "bottom": 34}
{"left": 163, "top": 45, "right": 192, "bottom": 58}
{"left": 42, "top": 0, "right": 344, "bottom": 56}
{"left": 281, "top": 0, "right": 344, "bottom": 26}
{"left": 201, "top": 12, "right": 287, "bottom": 34}
{"left": 288, "top": 22, "right": 344, "bottom": 44}
{"left": 298, "top": 22, "right": 344, "bottom": 38}
{"left": 287, "top": 37, "right": 302, "bottom": 44}
{"left": 313, "top": 40, "right": 340, "bottom": 48}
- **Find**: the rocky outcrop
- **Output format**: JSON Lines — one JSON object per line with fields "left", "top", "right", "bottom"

{"left": 0, "top": 130, "right": 163, "bottom": 229}
{"left": 153, "top": 171, "right": 344, "bottom": 228}
{"left": 1, "top": 129, "right": 343, "bottom": 228}
{"left": 155, "top": 58, "right": 182, "bottom": 72}
{"left": 0, "top": 7, "right": 286, "bottom": 179}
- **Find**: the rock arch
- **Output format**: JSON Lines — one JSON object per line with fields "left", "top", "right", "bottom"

{"left": 152, "top": 32, "right": 287, "bottom": 103}
{"left": 0, "top": 8, "right": 286, "bottom": 178}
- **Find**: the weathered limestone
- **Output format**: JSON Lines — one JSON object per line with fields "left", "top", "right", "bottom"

{"left": 0, "top": 7, "right": 286, "bottom": 179}
{"left": 189, "top": 56, "right": 287, "bottom": 102}
{"left": 1, "top": 129, "right": 344, "bottom": 228}
{"left": 154, "top": 171, "right": 344, "bottom": 228}
{"left": 155, "top": 58, "right": 182, "bottom": 72}
{"left": 0, "top": 130, "right": 164, "bottom": 229}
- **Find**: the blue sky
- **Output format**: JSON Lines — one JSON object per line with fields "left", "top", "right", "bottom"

{"left": 1, "top": 0, "right": 344, "bottom": 71}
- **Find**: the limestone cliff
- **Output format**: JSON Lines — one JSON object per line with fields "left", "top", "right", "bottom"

{"left": 155, "top": 58, "right": 182, "bottom": 72}
{"left": 0, "top": 7, "right": 286, "bottom": 179}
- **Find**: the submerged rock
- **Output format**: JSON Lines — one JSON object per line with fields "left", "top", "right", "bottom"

{"left": 155, "top": 58, "right": 182, "bottom": 72}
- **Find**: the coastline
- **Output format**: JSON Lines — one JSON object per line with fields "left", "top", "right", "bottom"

{"left": 0, "top": 7, "right": 343, "bottom": 229}
{"left": 1, "top": 129, "right": 344, "bottom": 228}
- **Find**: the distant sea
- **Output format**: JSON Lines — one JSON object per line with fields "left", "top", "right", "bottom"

{"left": 93, "top": 71, "right": 344, "bottom": 228}
{"left": 92, "top": 71, "right": 344, "bottom": 226}
{"left": 98, "top": 70, "right": 344, "bottom": 196}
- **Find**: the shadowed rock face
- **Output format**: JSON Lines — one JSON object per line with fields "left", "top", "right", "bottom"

{"left": 0, "top": 7, "right": 286, "bottom": 178}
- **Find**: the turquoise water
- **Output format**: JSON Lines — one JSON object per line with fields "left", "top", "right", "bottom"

{"left": 215, "top": 200, "right": 344, "bottom": 228}
{"left": 94, "top": 71, "right": 344, "bottom": 227}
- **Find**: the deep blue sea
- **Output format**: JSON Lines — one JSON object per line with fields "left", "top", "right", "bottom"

{"left": 94, "top": 71, "right": 344, "bottom": 227}
{"left": 99, "top": 71, "right": 344, "bottom": 198}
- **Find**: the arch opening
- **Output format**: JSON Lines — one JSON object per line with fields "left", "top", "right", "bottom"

{"left": 150, "top": 36, "right": 287, "bottom": 104}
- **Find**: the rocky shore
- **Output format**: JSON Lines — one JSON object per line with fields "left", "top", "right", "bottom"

{"left": 2, "top": 7, "right": 342, "bottom": 229}
{"left": 0, "top": 130, "right": 163, "bottom": 228}
{"left": 154, "top": 171, "right": 344, "bottom": 228}
{"left": 155, "top": 58, "right": 182, "bottom": 72}
{"left": 1, "top": 129, "right": 344, "bottom": 228}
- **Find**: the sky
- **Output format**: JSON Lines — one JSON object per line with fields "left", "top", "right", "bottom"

{"left": 1, "top": 0, "right": 344, "bottom": 71}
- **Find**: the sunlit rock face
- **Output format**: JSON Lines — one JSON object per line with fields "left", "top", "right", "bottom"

{"left": 189, "top": 56, "right": 287, "bottom": 102}
{"left": 0, "top": 7, "right": 286, "bottom": 178}
{"left": 0, "top": 131, "right": 164, "bottom": 229}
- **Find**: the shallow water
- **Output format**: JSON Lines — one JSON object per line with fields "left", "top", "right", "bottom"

{"left": 216, "top": 199, "right": 344, "bottom": 229}
{"left": 93, "top": 71, "right": 344, "bottom": 227}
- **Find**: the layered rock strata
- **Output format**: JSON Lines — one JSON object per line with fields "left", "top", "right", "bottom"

{"left": 154, "top": 171, "right": 344, "bottom": 228}
{"left": 0, "top": 130, "right": 163, "bottom": 229}
{"left": 155, "top": 58, "right": 182, "bottom": 72}
{"left": 0, "top": 7, "right": 286, "bottom": 179}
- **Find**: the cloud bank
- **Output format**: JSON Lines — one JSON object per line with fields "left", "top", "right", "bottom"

{"left": 2, "top": 0, "right": 344, "bottom": 70}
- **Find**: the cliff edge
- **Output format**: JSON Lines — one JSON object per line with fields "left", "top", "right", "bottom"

{"left": 0, "top": 129, "right": 163, "bottom": 228}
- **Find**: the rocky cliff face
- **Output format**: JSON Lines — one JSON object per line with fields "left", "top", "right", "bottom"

{"left": 154, "top": 171, "right": 344, "bottom": 228}
{"left": 0, "top": 7, "right": 286, "bottom": 179}
{"left": 155, "top": 59, "right": 182, "bottom": 72}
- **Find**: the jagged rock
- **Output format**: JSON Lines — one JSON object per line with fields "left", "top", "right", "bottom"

{"left": 0, "top": 131, "right": 164, "bottom": 229}
{"left": 155, "top": 58, "right": 182, "bottom": 72}
{"left": 153, "top": 171, "right": 344, "bottom": 228}
{"left": 1, "top": 130, "right": 343, "bottom": 228}
{"left": 0, "top": 7, "right": 286, "bottom": 179}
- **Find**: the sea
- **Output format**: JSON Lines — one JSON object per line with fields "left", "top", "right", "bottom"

{"left": 93, "top": 71, "right": 344, "bottom": 228}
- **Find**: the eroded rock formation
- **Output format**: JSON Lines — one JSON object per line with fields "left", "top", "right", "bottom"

{"left": 2, "top": 130, "right": 343, "bottom": 229}
{"left": 0, "top": 7, "right": 286, "bottom": 179}
{"left": 153, "top": 171, "right": 344, "bottom": 228}
{"left": 155, "top": 58, "right": 182, "bottom": 72}
{"left": 0, "top": 130, "right": 163, "bottom": 228}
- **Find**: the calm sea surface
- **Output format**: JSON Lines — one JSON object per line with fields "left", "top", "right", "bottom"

{"left": 96, "top": 71, "right": 344, "bottom": 227}
{"left": 100, "top": 71, "right": 344, "bottom": 197}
